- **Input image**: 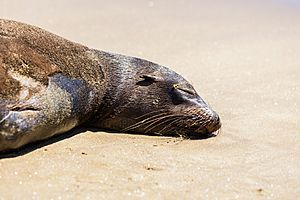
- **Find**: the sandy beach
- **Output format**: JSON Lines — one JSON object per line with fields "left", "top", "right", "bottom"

{"left": 0, "top": 0, "right": 299, "bottom": 199}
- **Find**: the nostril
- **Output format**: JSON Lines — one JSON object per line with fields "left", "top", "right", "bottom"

{"left": 215, "top": 114, "right": 221, "bottom": 127}
{"left": 215, "top": 115, "right": 220, "bottom": 123}
{"left": 205, "top": 113, "right": 221, "bottom": 133}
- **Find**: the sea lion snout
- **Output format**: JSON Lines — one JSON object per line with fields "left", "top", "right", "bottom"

{"left": 202, "top": 111, "right": 221, "bottom": 134}
{"left": 172, "top": 95, "right": 221, "bottom": 136}
{"left": 193, "top": 100, "right": 221, "bottom": 134}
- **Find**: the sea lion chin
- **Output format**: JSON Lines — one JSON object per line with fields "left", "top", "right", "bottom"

{"left": 0, "top": 19, "right": 221, "bottom": 152}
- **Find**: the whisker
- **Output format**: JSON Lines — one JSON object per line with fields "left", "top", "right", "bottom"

{"left": 144, "top": 115, "right": 184, "bottom": 133}
{"left": 159, "top": 118, "right": 184, "bottom": 134}
{"left": 122, "top": 112, "right": 170, "bottom": 132}
{"left": 195, "top": 119, "right": 210, "bottom": 131}
{"left": 134, "top": 109, "right": 168, "bottom": 120}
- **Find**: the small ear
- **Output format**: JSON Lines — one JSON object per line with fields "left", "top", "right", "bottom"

{"left": 136, "top": 74, "right": 162, "bottom": 86}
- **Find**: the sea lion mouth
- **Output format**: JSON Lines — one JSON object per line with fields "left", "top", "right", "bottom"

{"left": 121, "top": 109, "right": 221, "bottom": 138}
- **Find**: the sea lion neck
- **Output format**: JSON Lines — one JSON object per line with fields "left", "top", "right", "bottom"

{"left": 88, "top": 50, "right": 139, "bottom": 125}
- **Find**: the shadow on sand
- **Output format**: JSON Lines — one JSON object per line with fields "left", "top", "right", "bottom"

{"left": 0, "top": 127, "right": 216, "bottom": 159}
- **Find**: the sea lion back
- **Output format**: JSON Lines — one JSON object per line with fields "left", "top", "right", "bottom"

{"left": 0, "top": 19, "right": 105, "bottom": 100}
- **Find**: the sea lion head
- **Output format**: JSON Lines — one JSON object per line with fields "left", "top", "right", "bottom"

{"left": 92, "top": 54, "right": 221, "bottom": 138}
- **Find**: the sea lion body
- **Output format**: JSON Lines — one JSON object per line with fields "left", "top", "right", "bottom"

{"left": 0, "top": 19, "right": 221, "bottom": 152}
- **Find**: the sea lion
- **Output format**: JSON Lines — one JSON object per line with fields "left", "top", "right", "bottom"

{"left": 0, "top": 19, "right": 221, "bottom": 152}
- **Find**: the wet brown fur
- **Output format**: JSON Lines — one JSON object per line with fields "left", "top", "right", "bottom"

{"left": 0, "top": 19, "right": 104, "bottom": 100}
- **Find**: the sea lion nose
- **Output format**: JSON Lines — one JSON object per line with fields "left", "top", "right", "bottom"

{"left": 205, "top": 112, "right": 221, "bottom": 133}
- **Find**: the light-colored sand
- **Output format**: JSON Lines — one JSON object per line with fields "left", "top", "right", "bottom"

{"left": 0, "top": 0, "right": 300, "bottom": 199}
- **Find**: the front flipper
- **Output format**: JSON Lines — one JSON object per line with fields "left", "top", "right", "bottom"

{"left": 0, "top": 73, "right": 96, "bottom": 152}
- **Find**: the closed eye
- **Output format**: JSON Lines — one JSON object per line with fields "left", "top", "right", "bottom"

{"left": 176, "top": 87, "right": 195, "bottom": 95}
{"left": 172, "top": 84, "right": 196, "bottom": 96}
